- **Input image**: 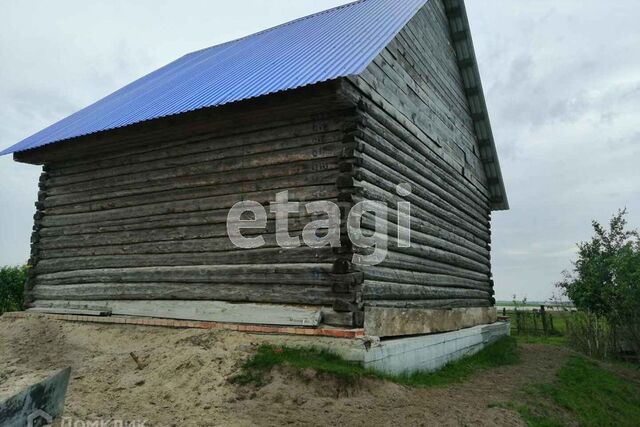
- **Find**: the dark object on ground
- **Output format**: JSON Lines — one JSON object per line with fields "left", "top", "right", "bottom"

{"left": 0, "top": 367, "right": 71, "bottom": 427}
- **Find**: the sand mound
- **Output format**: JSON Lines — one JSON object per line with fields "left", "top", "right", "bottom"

{"left": 1, "top": 316, "right": 569, "bottom": 426}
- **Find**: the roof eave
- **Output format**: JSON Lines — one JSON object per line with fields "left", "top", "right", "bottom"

{"left": 444, "top": 0, "right": 509, "bottom": 211}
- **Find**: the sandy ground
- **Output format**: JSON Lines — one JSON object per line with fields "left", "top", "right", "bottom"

{"left": 0, "top": 316, "right": 571, "bottom": 426}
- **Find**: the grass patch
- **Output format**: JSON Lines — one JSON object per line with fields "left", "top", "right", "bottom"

{"left": 232, "top": 346, "right": 372, "bottom": 386}
{"left": 232, "top": 336, "right": 519, "bottom": 387}
{"left": 515, "top": 356, "right": 640, "bottom": 427}
{"left": 398, "top": 335, "right": 519, "bottom": 387}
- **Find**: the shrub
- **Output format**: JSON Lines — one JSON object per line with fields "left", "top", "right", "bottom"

{"left": 557, "top": 210, "right": 640, "bottom": 360}
{"left": 565, "top": 312, "right": 615, "bottom": 359}
{"left": 0, "top": 265, "right": 28, "bottom": 314}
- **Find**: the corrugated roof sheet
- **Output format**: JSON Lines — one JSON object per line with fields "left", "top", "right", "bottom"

{"left": 1, "top": 0, "right": 428, "bottom": 156}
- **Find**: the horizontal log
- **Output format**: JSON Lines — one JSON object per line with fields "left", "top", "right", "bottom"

{"left": 32, "top": 283, "right": 350, "bottom": 305}
{"left": 34, "top": 265, "right": 363, "bottom": 287}
{"left": 340, "top": 81, "right": 489, "bottom": 205}
{"left": 47, "top": 140, "right": 343, "bottom": 194}
{"left": 355, "top": 180, "right": 490, "bottom": 243}
{"left": 362, "top": 281, "right": 490, "bottom": 300}
{"left": 364, "top": 299, "right": 492, "bottom": 309}
{"left": 38, "top": 236, "right": 286, "bottom": 260}
{"left": 34, "top": 247, "right": 337, "bottom": 275}
{"left": 39, "top": 212, "right": 318, "bottom": 250}
{"left": 38, "top": 208, "right": 234, "bottom": 237}
{"left": 32, "top": 299, "right": 325, "bottom": 327}
{"left": 356, "top": 139, "right": 488, "bottom": 223}
{"left": 379, "top": 250, "right": 489, "bottom": 282}
{"left": 359, "top": 62, "right": 480, "bottom": 181}
{"left": 48, "top": 117, "right": 349, "bottom": 178}
{"left": 347, "top": 75, "right": 490, "bottom": 195}
{"left": 45, "top": 157, "right": 340, "bottom": 208}
{"left": 359, "top": 213, "right": 489, "bottom": 264}
{"left": 46, "top": 168, "right": 339, "bottom": 216}
{"left": 38, "top": 201, "right": 343, "bottom": 237}
{"left": 40, "top": 185, "right": 338, "bottom": 227}
{"left": 354, "top": 165, "right": 488, "bottom": 237}
{"left": 353, "top": 229, "right": 490, "bottom": 273}
{"left": 362, "top": 267, "right": 490, "bottom": 291}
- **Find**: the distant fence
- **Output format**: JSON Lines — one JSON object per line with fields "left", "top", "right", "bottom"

{"left": 507, "top": 306, "right": 560, "bottom": 336}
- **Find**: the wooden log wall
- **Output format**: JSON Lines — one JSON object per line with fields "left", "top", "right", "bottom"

{"left": 24, "top": 88, "right": 363, "bottom": 328}
{"left": 341, "top": 0, "right": 495, "bottom": 311}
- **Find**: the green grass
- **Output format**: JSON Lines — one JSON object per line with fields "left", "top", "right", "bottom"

{"left": 399, "top": 334, "right": 519, "bottom": 387}
{"left": 232, "top": 336, "right": 520, "bottom": 387}
{"left": 514, "top": 356, "right": 640, "bottom": 427}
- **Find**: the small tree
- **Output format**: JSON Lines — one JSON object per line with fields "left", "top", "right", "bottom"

{"left": 0, "top": 265, "right": 28, "bottom": 314}
{"left": 557, "top": 210, "right": 640, "bottom": 357}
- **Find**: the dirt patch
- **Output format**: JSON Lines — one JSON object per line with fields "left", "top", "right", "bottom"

{"left": 0, "top": 316, "right": 570, "bottom": 426}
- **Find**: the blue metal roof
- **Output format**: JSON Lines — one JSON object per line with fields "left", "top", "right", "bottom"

{"left": 1, "top": 0, "right": 428, "bottom": 156}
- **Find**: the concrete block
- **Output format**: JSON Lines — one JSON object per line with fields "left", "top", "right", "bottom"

{"left": 362, "top": 322, "right": 510, "bottom": 374}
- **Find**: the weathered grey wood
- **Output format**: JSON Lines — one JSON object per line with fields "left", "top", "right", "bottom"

{"left": 356, "top": 141, "right": 487, "bottom": 223}
{"left": 355, "top": 110, "right": 489, "bottom": 211}
{"left": 47, "top": 141, "right": 343, "bottom": 194}
{"left": 340, "top": 81, "right": 490, "bottom": 205}
{"left": 353, "top": 169, "right": 489, "bottom": 239}
{"left": 34, "top": 247, "right": 336, "bottom": 274}
{"left": 355, "top": 181, "right": 490, "bottom": 245}
{"left": 38, "top": 215, "right": 315, "bottom": 250}
{"left": 31, "top": 300, "right": 323, "bottom": 326}
{"left": 360, "top": 60, "right": 483, "bottom": 181}
{"left": 362, "top": 267, "right": 490, "bottom": 291}
{"left": 379, "top": 250, "right": 488, "bottom": 282}
{"left": 40, "top": 184, "right": 338, "bottom": 227}
{"left": 34, "top": 265, "right": 362, "bottom": 287}
{"left": 33, "top": 283, "right": 351, "bottom": 305}
{"left": 27, "top": 307, "right": 112, "bottom": 316}
{"left": 362, "top": 281, "right": 490, "bottom": 300}
{"left": 358, "top": 209, "right": 490, "bottom": 263}
{"left": 353, "top": 226, "right": 490, "bottom": 273}
{"left": 45, "top": 160, "right": 340, "bottom": 211}
{"left": 364, "top": 299, "right": 491, "bottom": 309}
{"left": 37, "top": 236, "right": 291, "bottom": 259}
{"left": 48, "top": 117, "right": 349, "bottom": 178}
{"left": 321, "top": 309, "right": 355, "bottom": 327}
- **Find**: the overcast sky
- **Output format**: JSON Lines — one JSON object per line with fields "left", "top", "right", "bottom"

{"left": 1, "top": 1, "right": 638, "bottom": 301}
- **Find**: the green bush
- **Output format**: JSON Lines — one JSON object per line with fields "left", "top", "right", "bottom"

{"left": 557, "top": 210, "right": 640, "bottom": 359}
{"left": 0, "top": 265, "right": 28, "bottom": 314}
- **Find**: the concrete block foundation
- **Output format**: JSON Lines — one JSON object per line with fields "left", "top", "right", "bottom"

{"left": 360, "top": 321, "right": 511, "bottom": 374}
{"left": 272, "top": 321, "right": 511, "bottom": 375}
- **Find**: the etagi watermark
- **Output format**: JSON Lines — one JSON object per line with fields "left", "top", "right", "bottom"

{"left": 227, "top": 184, "right": 412, "bottom": 265}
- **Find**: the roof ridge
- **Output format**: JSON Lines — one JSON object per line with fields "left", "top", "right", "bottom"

{"left": 184, "top": 0, "right": 368, "bottom": 57}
